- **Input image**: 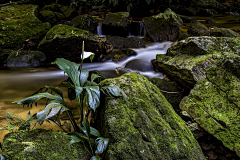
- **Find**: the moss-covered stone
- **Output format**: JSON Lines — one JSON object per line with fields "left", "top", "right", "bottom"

{"left": 152, "top": 36, "right": 240, "bottom": 157}
{"left": 41, "top": 3, "right": 61, "bottom": 12}
{"left": 37, "top": 24, "right": 113, "bottom": 62}
{"left": 5, "top": 50, "right": 46, "bottom": 67}
{"left": 59, "top": 5, "right": 77, "bottom": 20}
{"left": 102, "top": 12, "right": 130, "bottom": 36}
{"left": 70, "top": 14, "right": 98, "bottom": 33}
{"left": 0, "top": 4, "right": 51, "bottom": 49}
{"left": 106, "top": 36, "right": 146, "bottom": 49}
{"left": 39, "top": 10, "right": 57, "bottom": 25}
{"left": 143, "top": 8, "right": 183, "bottom": 42}
{"left": 187, "top": 22, "right": 210, "bottom": 36}
{"left": 95, "top": 72, "right": 206, "bottom": 160}
{"left": 2, "top": 129, "right": 90, "bottom": 159}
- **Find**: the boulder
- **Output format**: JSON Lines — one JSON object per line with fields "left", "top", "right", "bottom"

{"left": 143, "top": 8, "right": 183, "bottom": 42}
{"left": 187, "top": 22, "right": 240, "bottom": 38}
{"left": 94, "top": 72, "right": 206, "bottom": 160}
{"left": 106, "top": 36, "right": 146, "bottom": 49}
{"left": 59, "top": 5, "right": 77, "bottom": 20}
{"left": 70, "top": 14, "right": 98, "bottom": 33}
{"left": 0, "top": 4, "right": 51, "bottom": 49}
{"left": 5, "top": 50, "right": 46, "bottom": 67}
{"left": 39, "top": 10, "right": 57, "bottom": 25}
{"left": 178, "top": 15, "right": 198, "bottom": 23}
{"left": 152, "top": 36, "right": 240, "bottom": 88}
{"left": 152, "top": 36, "right": 240, "bottom": 156}
{"left": 1, "top": 129, "right": 90, "bottom": 159}
{"left": 99, "top": 48, "right": 137, "bottom": 62}
{"left": 37, "top": 24, "right": 113, "bottom": 62}
{"left": 102, "top": 12, "right": 130, "bottom": 37}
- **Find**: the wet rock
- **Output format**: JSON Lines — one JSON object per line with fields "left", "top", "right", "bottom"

{"left": 41, "top": 3, "right": 62, "bottom": 12}
{"left": 100, "top": 48, "right": 137, "bottom": 62}
{"left": 206, "top": 19, "right": 214, "bottom": 23}
{"left": 38, "top": 10, "right": 57, "bottom": 25}
{"left": 125, "top": 59, "right": 153, "bottom": 71}
{"left": 37, "top": 24, "right": 113, "bottom": 62}
{"left": 5, "top": 50, "right": 46, "bottom": 67}
{"left": 152, "top": 36, "right": 240, "bottom": 156}
{"left": 143, "top": 8, "right": 183, "bottom": 42}
{"left": 0, "top": 4, "right": 51, "bottom": 49}
{"left": 106, "top": 36, "right": 146, "bottom": 49}
{"left": 187, "top": 22, "right": 240, "bottom": 37}
{"left": 70, "top": 14, "right": 98, "bottom": 33}
{"left": 59, "top": 5, "right": 77, "bottom": 20}
{"left": 102, "top": 12, "right": 130, "bottom": 36}
{"left": 187, "top": 22, "right": 210, "bottom": 36}
{"left": 2, "top": 129, "right": 90, "bottom": 159}
{"left": 95, "top": 72, "right": 206, "bottom": 160}
{"left": 149, "top": 78, "right": 184, "bottom": 110}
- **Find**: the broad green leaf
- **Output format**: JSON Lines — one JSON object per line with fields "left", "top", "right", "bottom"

{"left": 101, "top": 86, "right": 121, "bottom": 97}
{"left": 79, "top": 69, "right": 89, "bottom": 86}
{"left": 52, "top": 58, "right": 81, "bottom": 87}
{"left": 63, "top": 81, "right": 75, "bottom": 89}
{"left": 36, "top": 102, "right": 68, "bottom": 124}
{"left": 90, "top": 127, "right": 101, "bottom": 137}
{"left": 12, "top": 93, "right": 66, "bottom": 107}
{"left": 95, "top": 137, "right": 109, "bottom": 154}
{"left": 90, "top": 54, "right": 94, "bottom": 62}
{"left": 85, "top": 86, "right": 100, "bottom": 112}
{"left": 91, "top": 74, "right": 101, "bottom": 84}
{"left": 67, "top": 132, "right": 83, "bottom": 146}
{"left": 81, "top": 117, "right": 90, "bottom": 138}
{"left": 35, "top": 85, "right": 63, "bottom": 98}
{"left": 75, "top": 86, "right": 83, "bottom": 101}
{"left": 90, "top": 156, "right": 101, "bottom": 160}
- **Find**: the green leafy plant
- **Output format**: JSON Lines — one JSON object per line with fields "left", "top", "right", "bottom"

{"left": 11, "top": 41, "right": 121, "bottom": 159}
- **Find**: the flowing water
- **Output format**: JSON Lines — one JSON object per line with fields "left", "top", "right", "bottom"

{"left": 0, "top": 41, "right": 172, "bottom": 146}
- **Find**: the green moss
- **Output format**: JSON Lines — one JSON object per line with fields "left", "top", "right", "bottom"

{"left": 0, "top": 4, "right": 51, "bottom": 49}
{"left": 2, "top": 129, "right": 90, "bottom": 159}
{"left": 97, "top": 72, "right": 206, "bottom": 160}
{"left": 39, "top": 10, "right": 57, "bottom": 25}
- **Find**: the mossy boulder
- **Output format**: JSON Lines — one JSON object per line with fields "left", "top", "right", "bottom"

{"left": 39, "top": 10, "right": 57, "bottom": 25}
{"left": 37, "top": 24, "right": 113, "bottom": 62}
{"left": 102, "top": 12, "right": 130, "bottom": 37}
{"left": 2, "top": 129, "right": 90, "bottom": 159}
{"left": 143, "top": 8, "right": 183, "bottom": 42}
{"left": 187, "top": 22, "right": 240, "bottom": 37}
{"left": 152, "top": 36, "right": 240, "bottom": 89}
{"left": 70, "top": 14, "right": 98, "bottom": 33}
{"left": 0, "top": 4, "right": 51, "bottom": 49}
{"left": 5, "top": 50, "right": 46, "bottom": 67}
{"left": 41, "top": 3, "right": 62, "bottom": 12}
{"left": 94, "top": 72, "right": 206, "bottom": 160}
{"left": 152, "top": 36, "right": 240, "bottom": 156}
{"left": 59, "top": 5, "right": 77, "bottom": 20}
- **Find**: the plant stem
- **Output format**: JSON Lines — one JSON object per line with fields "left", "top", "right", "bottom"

{"left": 82, "top": 141, "right": 92, "bottom": 156}
{"left": 88, "top": 140, "right": 94, "bottom": 155}
{"left": 66, "top": 110, "right": 80, "bottom": 133}
{"left": 79, "top": 41, "right": 84, "bottom": 73}
{"left": 79, "top": 92, "right": 85, "bottom": 127}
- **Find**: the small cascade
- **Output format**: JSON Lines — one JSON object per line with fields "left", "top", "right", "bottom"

{"left": 139, "top": 22, "right": 145, "bottom": 36}
{"left": 96, "top": 23, "right": 105, "bottom": 37}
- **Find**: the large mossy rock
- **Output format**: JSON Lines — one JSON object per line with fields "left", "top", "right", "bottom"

{"left": 187, "top": 22, "right": 240, "bottom": 37}
{"left": 143, "top": 8, "right": 183, "bottom": 42}
{"left": 5, "top": 50, "right": 46, "bottom": 67}
{"left": 152, "top": 36, "right": 240, "bottom": 156}
{"left": 2, "top": 129, "right": 89, "bottom": 159}
{"left": 38, "top": 10, "right": 57, "bottom": 25}
{"left": 102, "top": 12, "right": 130, "bottom": 37}
{"left": 0, "top": 4, "right": 51, "bottom": 49}
{"left": 106, "top": 36, "right": 146, "bottom": 49}
{"left": 70, "top": 14, "right": 98, "bottom": 33}
{"left": 95, "top": 72, "right": 206, "bottom": 160}
{"left": 152, "top": 36, "right": 240, "bottom": 89}
{"left": 37, "top": 24, "right": 113, "bottom": 62}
